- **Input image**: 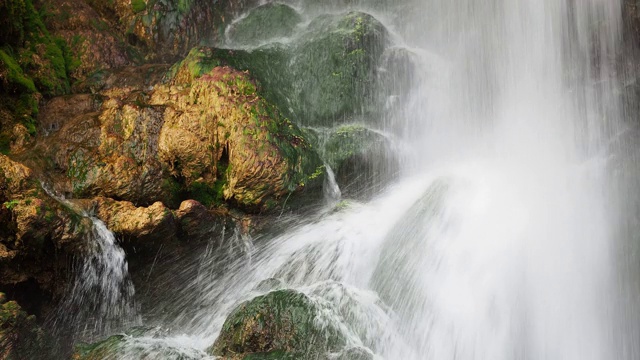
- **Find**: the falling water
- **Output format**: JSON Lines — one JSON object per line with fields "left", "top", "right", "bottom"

{"left": 41, "top": 186, "right": 138, "bottom": 339}
{"left": 93, "top": 0, "right": 640, "bottom": 359}
{"left": 63, "top": 217, "right": 139, "bottom": 337}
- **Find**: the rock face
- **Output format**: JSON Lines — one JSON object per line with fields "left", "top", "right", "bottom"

{"left": 0, "top": 155, "right": 90, "bottom": 315}
{"left": 84, "top": 0, "right": 249, "bottom": 62}
{"left": 214, "top": 11, "right": 389, "bottom": 126}
{"left": 0, "top": 293, "right": 56, "bottom": 359}
{"left": 211, "top": 289, "right": 344, "bottom": 359}
{"left": 36, "top": 57, "right": 323, "bottom": 212}
{"left": 323, "top": 124, "right": 399, "bottom": 198}
{"left": 227, "top": 3, "right": 303, "bottom": 46}
{"left": 92, "top": 197, "right": 176, "bottom": 244}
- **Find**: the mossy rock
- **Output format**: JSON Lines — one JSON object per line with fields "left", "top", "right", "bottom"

{"left": 73, "top": 327, "right": 207, "bottom": 360}
{"left": 215, "top": 11, "right": 389, "bottom": 127}
{"left": 210, "top": 289, "right": 345, "bottom": 359}
{"left": 228, "top": 3, "right": 303, "bottom": 46}
{"left": 323, "top": 124, "right": 398, "bottom": 198}
{"left": 0, "top": 294, "right": 57, "bottom": 359}
{"left": 162, "top": 60, "right": 325, "bottom": 211}
{"left": 168, "top": 46, "right": 223, "bottom": 85}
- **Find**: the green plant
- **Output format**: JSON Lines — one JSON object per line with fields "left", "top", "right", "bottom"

{"left": 3, "top": 200, "right": 20, "bottom": 210}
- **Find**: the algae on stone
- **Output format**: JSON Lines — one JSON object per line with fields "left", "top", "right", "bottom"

{"left": 227, "top": 3, "right": 303, "bottom": 46}
{"left": 211, "top": 289, "right": 345, "bottom": 359}
{"left": 215, "top": 11, "right": 389, "bottom": 127}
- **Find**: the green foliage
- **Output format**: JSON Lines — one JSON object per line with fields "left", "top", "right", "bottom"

{"left": 186, "top": 180, "right": 224, "bottom": 207}
{"left": 3, "top": 199, "right": 20, "bottom": 210}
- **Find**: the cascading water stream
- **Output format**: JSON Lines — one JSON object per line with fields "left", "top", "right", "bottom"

{"left": 90, "top": 0, "right": 640, "bottom": 359}
{"left": 41, "top": 185, "right": 138, "bottom": 339}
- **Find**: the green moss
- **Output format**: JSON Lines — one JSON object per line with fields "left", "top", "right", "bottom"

{"left": 228, "top": 3, "right": 302, "bottom": 45}
{"left": 211, "top": 289, "right": 345, "bottom": 358}
{"left": 176, "top": 0, "right": 193, "bottom": 14}
{"left": 0, "top": 296, "right": 56, "bottom": 359}
{"left": 213, "top": 12, "right": 388, "bottom": 126}
{"left": 0, "top": 49, "right": 36, "bottom": 93}
{"left": 3, "top": 199, "right": 20, "bottom": 210}
{"left": 324, "top": 124, "right": 382, "bottom": 169}
{"left": 73, "top": 327, "right": 204, "bottom": 360}
{"left": 187, "top": 180, "right": 224, "bottom": 207}
{"left": 167, "top": 46, "right": 222, "bottom": 84}
{"left": 131, "top": 0, "right": 146, "bottom": 13}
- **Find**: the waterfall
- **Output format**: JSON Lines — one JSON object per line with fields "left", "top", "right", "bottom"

{"left": 42, "top": 185, "right": 138, "bottom": 339}
{"left": 63, "top": 217, "right": 138, "bottom": 337}
{"left": 79, "top": 0, "right": 640, "bottom": 359}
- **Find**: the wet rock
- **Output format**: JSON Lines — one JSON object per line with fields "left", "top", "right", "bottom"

{"left": 0, "top": 294, "right": 56, "bottom": 359}
{"left": 323, "top": 124, "right": 398, "bottom": 198}
{"left": 157, "top": 65, "right": 324, "bottom": 211}
{"left": 37, "top": 61, "right": 323, "bottom": 212}
{"left": 335, "top": 347, "right": 375, "bottom": 360}
{"left": 41, "top": 0, "right": 138, "bottom": 88}
{"left": 73, "top": 327, "right": 207, "bottom": 360}
{"left": 227, "top": 3, "right": 303, "bottom": 46}
{"left": 254, "top": 277, "right": 286, "bottom": 292}
{"left": 92, "top": 197, "right": 177, "bottom": 244}
{"left": 215, "top": 11, "right": 389, "bottom": 126}
{"left": 174, "top": 199, "right": 222, "bottom": 241}
{"left": 85, "top": 0, "right": 250, "bottom": 62}
{"left": 210, "top": 289, "right": 345, "bottom": 359}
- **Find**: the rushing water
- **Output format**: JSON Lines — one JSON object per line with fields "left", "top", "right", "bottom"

{"left": 78, "top": 0, "right": 640, "bottom": 358}
{"left": 42, "top": 186, "right": 139, "bottom": 340}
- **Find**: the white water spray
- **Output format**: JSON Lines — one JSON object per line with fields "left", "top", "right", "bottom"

{"left": 42, "top": 185, "right": 138, "bottom": 338}
{"left": 100, "top": 0, "right": 638, "bottom": 359}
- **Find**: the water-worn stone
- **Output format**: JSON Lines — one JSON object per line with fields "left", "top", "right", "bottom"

{"left": 85, "top": 0, "right": 250, "bottom": 62}
{"left": 92, "top": 197, "right": 177, "bottom": 243}
{"left": 214, "top": 11, "right": 389, "bottom": 126}
{"left": 227, "top": 3, "right": 302, "bottom": 46}
{"left": 210, "top": 289, "right": 345, "bottom": 359}
{"left": 323, "top": 124, "right": 399, "bottom": 198}
{"left": 72, "top": 327, "right": 207, "bottom": 360}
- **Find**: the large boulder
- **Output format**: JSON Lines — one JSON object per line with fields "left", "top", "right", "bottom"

{"left": 210, "top": 289, "right": 345, "bottom": 359}
{"left": 322, "top": 124, "right": 399, "bottom": 199}
{"left": 36, "top": 59, "right": 324, "bottom": 212}
{"left": 214, "top": 11, "right": 389, "bottom": 126}
{"left": 226, "top": 3, "right": 303, "bottom": 46}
